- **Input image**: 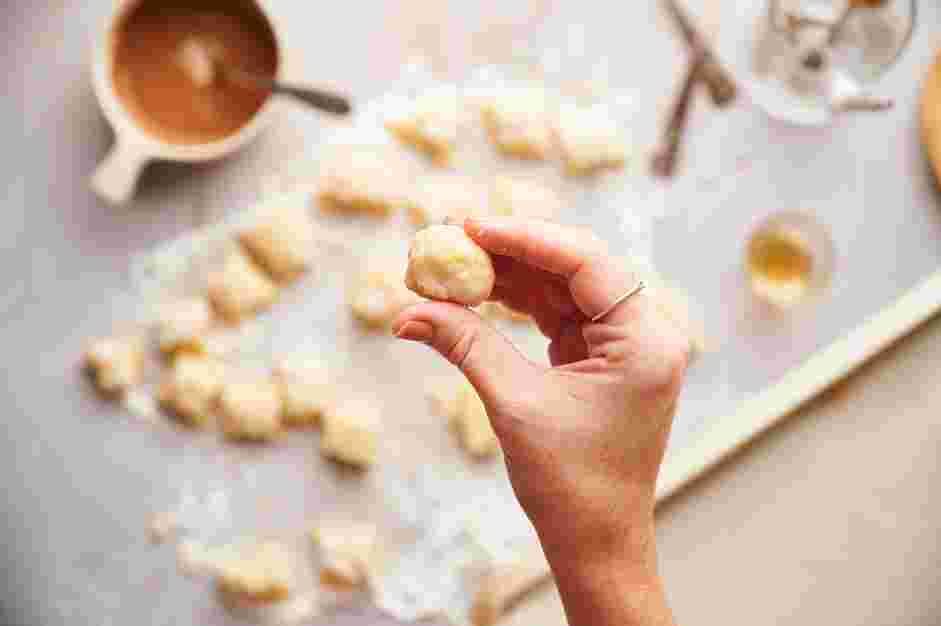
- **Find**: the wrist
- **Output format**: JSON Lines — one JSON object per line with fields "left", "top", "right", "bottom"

{"left": 536, "top": 508, "right": 658, "bottom": 583}
{"left": 543, "top": 535, "right": 674, "bottom": 626}
{"left": 534, "top": 509, "right": 674, "bottom": 626}
{"left": 524, "top": 480, "right": 658, "bottom": 572}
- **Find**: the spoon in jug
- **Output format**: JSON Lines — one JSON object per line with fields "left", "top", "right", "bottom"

{"left": 178, "top": 37, "right": 352, "bottom": 116}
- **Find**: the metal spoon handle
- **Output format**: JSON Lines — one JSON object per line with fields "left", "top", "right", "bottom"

{"left": 226, "top": 67, "right": 352, "bottom": 116}
{"left": 268, "top": 83, "right": 352, "bottom": 115}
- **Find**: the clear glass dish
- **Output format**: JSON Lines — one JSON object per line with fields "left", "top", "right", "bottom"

{"left": 746, "top": 0, "right": 917, "bottom": 126}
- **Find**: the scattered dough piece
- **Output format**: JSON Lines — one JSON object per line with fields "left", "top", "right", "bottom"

{"left": 647, "top": 274, "right": 707, "bottom": 360}
{"left": 215, "top": 541, "right": 295, "bottom": 604}
{"left": 158, "top": 355, "right": 225, "bottom": 428}
{"left": 157, "top": 297, "right": 213, "bottom": 355}
{"left": 219, "top": 379, "right": 283, "bottom": 441}
{"left": 446, "top": 383, "right": 500, "bottom": 459}
{"left": 177, "top": 539, "right": 219, "bottom": 578}
{"left": 350, "top": 269, "right": 421, "bottom": 330}
{"left": 84, "top": 335, "right": 145, "bottom": 396}
{"left": 317, "top": 148, "right": 410, "bottom": 217}
{"left": 320, "top": 400, "right": 380, "bottom": 469}
{"left": 122, "top": 389, "right": 161, "bottom": 424}
{"left": 311, "top": 522, "right": 380, "bottom": 588}
{"left": 273, "top": 357, "right": 333, "bottom": 428}
{"left": 407, "top": 177, "right": 488, "bottom": 228}
{"left": 207, "top": 250, "right": 279, "bottom": 323}
{"left": 239, "top": 204, "right": 318, "bottom": 282}
{"left": 478, "top": 301, "right": 532, "bottom": 325}
{"left": 471, "top": 552, "right": 552, "bottom": 626}
{"left": 405, "top": 225, "right": 495, "bottom": 306}
{"left": 177, "top": 539, "right": 296, "bottom": 606}
{"left": 146, "top": 511, "right": 179, "bottom": 545}
{"left": 489, "top": 175, "right": 561, "bottom": 219}
{"left": 554, "top": 103, "right": 627, "bottom": 176}
{"left": 385, "top": 88, "right": 461, "bottom": 166}
{"left": 261, "top": 590, "right": 321, "bottom": 624}
{"left": 480, "top": 88, "right": 554, "bottom": 160}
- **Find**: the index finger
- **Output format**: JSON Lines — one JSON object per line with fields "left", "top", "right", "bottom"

{"left": 465, "top": 217, "right": 646, "bottom": 323}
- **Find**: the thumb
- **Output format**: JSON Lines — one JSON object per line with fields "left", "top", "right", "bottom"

{"left": 393, "top": 301, "right": 540, "bottom": 406}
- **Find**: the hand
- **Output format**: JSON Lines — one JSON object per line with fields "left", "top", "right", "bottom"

{"left": 393, "top": 218, "right": 689, "bottom": 626}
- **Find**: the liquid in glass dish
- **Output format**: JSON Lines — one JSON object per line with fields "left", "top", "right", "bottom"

{"left": 746, "top": 212, "right": 834, "bottom": 308}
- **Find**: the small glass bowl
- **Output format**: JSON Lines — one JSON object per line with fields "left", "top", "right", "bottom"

{"left": 745, "top": 211, "right": 835, "bottom": 309}
{"left": 746, "top": 0, "right": 917, "bottom": 126}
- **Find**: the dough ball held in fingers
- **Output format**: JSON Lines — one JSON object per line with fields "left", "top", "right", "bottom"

{"left": 405, "top": 224, "right": 495, "bottom": 306}
{"left": 465, "top": 217, "right": 645, "bottom": 324}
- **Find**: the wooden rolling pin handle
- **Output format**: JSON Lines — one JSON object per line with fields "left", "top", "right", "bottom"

{"left": 700, "top": 57, "right": 738, "bottom": 108}
{"left": 652, "top": 56, "right": 703, "bottom": 179}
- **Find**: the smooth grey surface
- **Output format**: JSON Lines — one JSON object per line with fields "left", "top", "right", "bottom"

{"left": 3, "top": 1, "right": 941, "bottom": 625}
{"left": 0, "top": 4, "right": 391, "bottom": 624}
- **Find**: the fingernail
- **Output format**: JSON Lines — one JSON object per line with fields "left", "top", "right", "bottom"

{"left": 465, "top": 218, "right": 487, "bottom": 238}
{"left": 395, "top": 320, "right": 434, "bottom": 343}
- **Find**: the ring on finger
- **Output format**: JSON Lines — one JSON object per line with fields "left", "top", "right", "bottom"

{"left": 590, "top": 280, "right": 646, "bottom": 323}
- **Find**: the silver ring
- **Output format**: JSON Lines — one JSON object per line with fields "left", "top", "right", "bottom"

{"left": 591, "top": 280, "right": 646, "bottom": 323}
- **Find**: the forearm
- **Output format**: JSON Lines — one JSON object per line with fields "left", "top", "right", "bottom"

{"left": 536, "top": 515, "right": 676, "bottom": 626}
